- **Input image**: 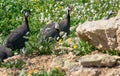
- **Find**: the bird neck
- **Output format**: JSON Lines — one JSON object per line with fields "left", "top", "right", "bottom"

{"left": 24, "top": 16, "right": 30, "bottom": 31}
{"left": 24, "top": 16, "right": 29, "bottom": 26}
{"left": 106, "top": 13, "right": 113, "bottom": 20}
{"left": 25, "top": 16, "right": 28, "bottom": 24}
{"left": 66, "top": 10, "right": 70, "bottom": 24}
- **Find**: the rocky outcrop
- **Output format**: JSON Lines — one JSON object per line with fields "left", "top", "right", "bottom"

{"left": 76, "top": 10, "right": 120, "bottom": 52}
{"left": 79, "top": 53, "right": 120, "bottom": 67}
{"left": 1, "top": 53, "right": 120, "bottom": 76}
{"left": 50, "top": 53, "right": 120, "bottom": 76}
{"left": 70, "top": 68, "right": 101, "bottom": 76}
{"left": 70, "top": 67, "right": 120, "bottom": 76}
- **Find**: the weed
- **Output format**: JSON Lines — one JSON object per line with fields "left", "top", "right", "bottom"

{"left": 19, "top": 68, "right": 65, "bottom": 76}
{"left": 0, "top": 59, "right": 25, "bottom": 69}
{"left": 74, "top": 40, "right": 96, "bottom": 55}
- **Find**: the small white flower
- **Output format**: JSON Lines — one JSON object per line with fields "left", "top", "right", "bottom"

{"left": 90, "top": 0, "right": 94, "bottom": 3}
{"left": 39, "top": 46, "right": 43, "bottom": 50}
{"left": 50, "top": 4, "right": 52, "bottom": 9}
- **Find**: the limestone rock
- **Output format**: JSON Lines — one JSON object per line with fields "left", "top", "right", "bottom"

{"left": 79, "top": 53, "right": 120, "bottom": 67}
{"left": 105, "top": 69, "right": 120, "bottom": 76}
{"left": 63, "top": 60, "right": 80, "bottom": 72}
{"left": 50, "top": 54, "right": 81, "bottom": 72}
{"left": 50, "top": 56, "right": 65, "bottom": 69}
{"left": 1, "top": 54, "right": 120, "bottom": 76}
{"left": 70, "top": 68, "right": 101, "bottom": 76}
{"left": 76, "top": 10, "right": 120, "bottom": 52}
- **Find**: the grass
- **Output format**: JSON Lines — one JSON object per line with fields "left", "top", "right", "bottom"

{"left": 0, "top": 0, "right": 120, "bottom": 38}
{"left": 0, "top": 0, "right": 120, "bottom": 55}
{"left": 102, "top": 49, "right": 119, "bottom": 56}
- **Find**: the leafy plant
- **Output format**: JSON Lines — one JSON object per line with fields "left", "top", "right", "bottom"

{"left": 102, "top": 49, "right": 119, "bottom": 56}
{"left": 0, "top": 59, "right": 25, "bottom": 69}
{"left": 74, "top": 40, "right": 96, "bottom": 55}
{"left": 25, "top": 34, "right": 57, "bottom": 55}
{"left": 49, "top": 68, "right": 65, "bottom": 76}
{"left": 19, "top": 68, "right": 65, "bottom": 76}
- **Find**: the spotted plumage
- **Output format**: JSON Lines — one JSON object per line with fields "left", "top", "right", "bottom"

{"left": 5, "top": 11, "right": 30, "bottom": 51}
{"left": 41, "top": 6, "right": 71, "bottom": 40}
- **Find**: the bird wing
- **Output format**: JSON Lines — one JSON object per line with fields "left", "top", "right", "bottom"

{"left": 41, "top": 23, "right": 60, "bottom": 38}
{"left": 42, "top": 27, "right": 53, "bottom": 35}
{"left": 6, "top": 27, "right": 27, "bottom": 43}
{"left": 58, "top": 19, "right": 70, "bottom": 35}
{"left": 41, "top": 23, "right": 55, "bottom": 34}
{"left": 58, "top": 19, "right": 67, "bottom": 29}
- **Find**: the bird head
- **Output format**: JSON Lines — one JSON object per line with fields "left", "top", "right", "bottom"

{"left": 65, "top": 6, "right": 72, "bottom": 13}
{"left": 25, "top": 10, "right": 31, "bottom": 17}
{"left": 55, "top": 22, "right": 60, "bottom": 31}
{"left": 108, "top": 10, "right": 115, "bottom": 15}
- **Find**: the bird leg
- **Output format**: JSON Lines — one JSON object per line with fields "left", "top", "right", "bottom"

{"left": 20, "top": 47, "right": 26, "bottom": 54}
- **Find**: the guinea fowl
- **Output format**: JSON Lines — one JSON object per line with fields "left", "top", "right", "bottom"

{"left": 41, "top": 6, "right": 71, "bottom": 40}
{"left": 5, "top": 11, "right": 30, "bottom": 51}
{"left": 104, "top": 10, "right": 115, "bottom": 20}
{"left": 0, "top": 45, "right": 13, "bottom": 61}
{"left": 57, "top": 6, "right": 71, "bottom": 34}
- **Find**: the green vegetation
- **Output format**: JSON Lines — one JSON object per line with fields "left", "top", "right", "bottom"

{"left": 102, "top": 49, "right": 119, "bottom": 56}
{"left": 0, "top": 59, "right": 25, "bottom": 69}
{"left": 25, "top": 36, "right": 57, "bottom": 55}
{"left": 75, "top": 40, "right": 96, "bottom": 55}
{"left": 0, "top": 0, "right": 120, "bottom": 64}
{"left": 19, "top": 68, "right": 65, "bottom": 76}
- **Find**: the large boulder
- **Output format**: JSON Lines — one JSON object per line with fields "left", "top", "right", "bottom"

{"left": 76, "top": 10, "right": 120, "bottom": 52}
{"left": 79, "top": 53, "right": 120, "bottom": 67}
